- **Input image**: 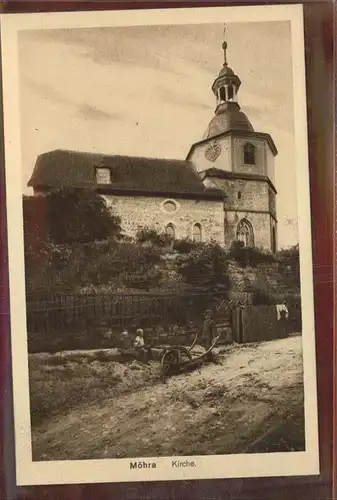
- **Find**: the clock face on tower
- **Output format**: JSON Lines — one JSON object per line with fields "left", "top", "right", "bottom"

{"left": 205, "top": 140, "right": 221, "bottom": 162}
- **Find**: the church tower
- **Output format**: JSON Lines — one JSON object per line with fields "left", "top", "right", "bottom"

{"left": 186, "top": 27, "right": 278, "bottom": 253}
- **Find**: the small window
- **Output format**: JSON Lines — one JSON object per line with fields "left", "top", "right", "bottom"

{"left": 243, "top": 143, "right": 256, "bottom": 165}
{"left": 227, "top": 85, "right": 234, "bottom": 100}
{"left": 238, "top": 191, "right": 242, "bottom": 200}
{"left": 96, "top": 167, "right": 111, "bottom": 184}
{"left": 192, "top": 223, "right": 202, "bottom": 242}
{"left": 165, "top": 224, "right": 175, "bottom": 239}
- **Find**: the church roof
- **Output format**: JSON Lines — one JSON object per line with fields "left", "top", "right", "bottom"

{"left": 203, "top": 103, "right": 254, "bottom": 140}
{"left": 28, "top": 149, "right": 223, "bottom": 199}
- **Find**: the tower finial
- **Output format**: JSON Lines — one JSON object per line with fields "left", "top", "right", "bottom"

{"left": 222, "top": 23, "right": 228, "bottom": 66}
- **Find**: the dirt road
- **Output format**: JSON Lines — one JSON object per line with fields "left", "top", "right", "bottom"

{"left": 32, "top": 335, "right": 305, "bottom": 460}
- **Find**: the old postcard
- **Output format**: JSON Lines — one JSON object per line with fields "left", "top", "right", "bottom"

{"left": 1, "top": 4, "right": 319, "bottom": 485}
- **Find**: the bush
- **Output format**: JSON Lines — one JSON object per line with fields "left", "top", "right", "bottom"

{"left": 277, "top": 244, "right": 300, "bottom": 287}
{"left": 177, "top": 241, "right": 230, "bottom": 291}
{"left": 135, "top": 226, "right": 172, "bottom": 247}
{"left": 25, "top": 237, "right": 164, "bottom": 293}
{"left": 173, "top": 238, "right": 198, "bottom": 254}
{"left": 250, "top": 284, "right": 277, "bottom": 305}
{"left": 229, "top": 241, "right": 276, "bottom": 268}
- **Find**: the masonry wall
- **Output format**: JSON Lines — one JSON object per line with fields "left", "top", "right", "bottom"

{"left": 232, "top": 136, "right": 267, "bottom": 176}
{"left": 189, "top": 134, "right": 276, "bottom": 190}
{"left": 189, "top": 135, "right": 232, "bottom": 172}
{"left": 102, "top": 194, "right": 225, "bottom": 244}
{"left": 265, "top": 144, "right": 276, "bottom": 186}
{"left": 224, "top": 211, "right": 274, "bottom": 250}
{"left": 214, "top": 177, "right": 271, "bottom": 213}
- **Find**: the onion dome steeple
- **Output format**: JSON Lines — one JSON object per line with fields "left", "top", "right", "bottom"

{"left": 203, "top": 24, "right": 254, "bottom": 140}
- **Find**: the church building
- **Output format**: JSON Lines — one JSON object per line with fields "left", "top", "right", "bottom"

{"left": 28, "top": 33, "right": 278, "bottom": 252}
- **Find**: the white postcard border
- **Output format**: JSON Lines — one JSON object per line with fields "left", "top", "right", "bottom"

{"left": 0, "top": 4, "right": 319, "bottom": 486}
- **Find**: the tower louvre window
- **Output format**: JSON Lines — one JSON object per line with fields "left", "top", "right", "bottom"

{"left": 219, "top": 86, "right": 226, "bottom": 101}
{"left": 96, "top": 167, "right": 111, "bottom": 184}
{"left": 243, "top": 143, "right": 256, "bottom": 165}
{"left": 238, "top": 191, "right": 242, "bottom": 200}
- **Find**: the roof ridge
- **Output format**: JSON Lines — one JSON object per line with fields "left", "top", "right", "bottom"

{"left": 40, "top": 149, "right": 192, "bottom": 165}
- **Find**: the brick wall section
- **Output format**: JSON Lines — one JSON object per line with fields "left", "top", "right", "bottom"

{"left": 102, "top": 194, "right": 225, "bottom": 243}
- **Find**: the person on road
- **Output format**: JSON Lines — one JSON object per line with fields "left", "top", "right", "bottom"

{"left": 201, "top": 309, "right": 217, "bottom": 362}
{"left": 276, "top": 300, "right": 289, "bottom": 338}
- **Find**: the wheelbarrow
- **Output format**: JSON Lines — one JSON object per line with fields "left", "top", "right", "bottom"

{"left": 160, "top": 332, "right": 220, "bottom": 377}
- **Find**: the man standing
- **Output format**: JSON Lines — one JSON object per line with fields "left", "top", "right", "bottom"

{"left": 201, "top": 309, "right": 217, "bottom": 362}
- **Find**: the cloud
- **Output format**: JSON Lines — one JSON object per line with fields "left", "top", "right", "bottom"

{"left": 158, "top": 86, "right": 210, "bottom": 112}
{"left": 24, "top": 77, "right": 121, "bottom": 121}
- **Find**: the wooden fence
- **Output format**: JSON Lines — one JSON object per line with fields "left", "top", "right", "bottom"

{"left": 26, "top": 291, "right": 302, "bottom": 352}
{"left": 232, "top": 304, "right": 301, "bottom": 344}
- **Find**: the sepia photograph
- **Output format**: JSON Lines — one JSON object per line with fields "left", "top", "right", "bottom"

{"left": 1, "top": 4, "right": 319, "bottom": 485}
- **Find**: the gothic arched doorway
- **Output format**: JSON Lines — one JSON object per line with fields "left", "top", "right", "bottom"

{"left": 236, "top": 218, "right": 254, "bottom": 247}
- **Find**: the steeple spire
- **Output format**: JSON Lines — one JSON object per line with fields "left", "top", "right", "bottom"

{"left": 222, "top": 23, "right": 228, "bottom": 66}
{"left": 211, "top": 23, "right": 242, "bottom": 113}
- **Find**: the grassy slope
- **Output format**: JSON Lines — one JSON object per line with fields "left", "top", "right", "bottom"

{"left": 30, "top": 336, "right": 304, "bottom": 461}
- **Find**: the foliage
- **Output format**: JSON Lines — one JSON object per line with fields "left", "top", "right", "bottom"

{"left": 229, "top": 240, "right": 276, "bottom": 268}
{"left": 135, "top": 226, "right": 172, "bottom": 247}
{"left": 23, "top": 188, "right": 121, "bottom": 246}
{"left": 276, "top": 244, "right": 300, "bottom": 287}
{"left": 24, "top": 237, "right": 163, "bottom": 293}
{"left": 176, "top": 241, "right": 231, "bottom": 292}
{"left": 250, "top": 283, "right": 277, "bottom": 305}
{"left": 47, "top": 188, "right": 121, "bottom": 243}
{"left": 173, "top": 238, "right": 198, "bottom": 254}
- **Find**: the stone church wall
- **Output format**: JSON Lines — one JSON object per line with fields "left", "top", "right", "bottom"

{"left": 216, "top": 178, "right": 270, "bottom": 213}
{"left": 102, "top": 194, "right": 225, "bottom": 244}
{"left": 232, "top": 136, "right": 267, "bottom": 176}
{"left": 224, "top": 211, "right": 273, "bottom": 250}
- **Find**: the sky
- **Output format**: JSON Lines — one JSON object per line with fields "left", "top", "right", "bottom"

{"left": 18, "top": 20, "right": 298, "bottom": 248}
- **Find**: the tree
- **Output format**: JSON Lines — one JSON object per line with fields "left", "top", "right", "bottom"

{"left": 44, "top": 188, "right": 121, "bottom": 244}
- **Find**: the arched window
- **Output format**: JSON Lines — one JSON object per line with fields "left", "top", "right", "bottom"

{"left": 192, "top": 223, "right": 202, "bottom": 242}
{"left": 236, "top": 219, "right": 254, "bottom": 247}
{"left": 227, "top": 85, "right": 234, "bottom": 101}
{"left": 165, "top": 224, "right": 175, "bottom": 240}
{"left": 243, "top": 143, "right": 256, "bottom": 165}
{"left": 219, "top": 86, "right": 226, "bottom": 102}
